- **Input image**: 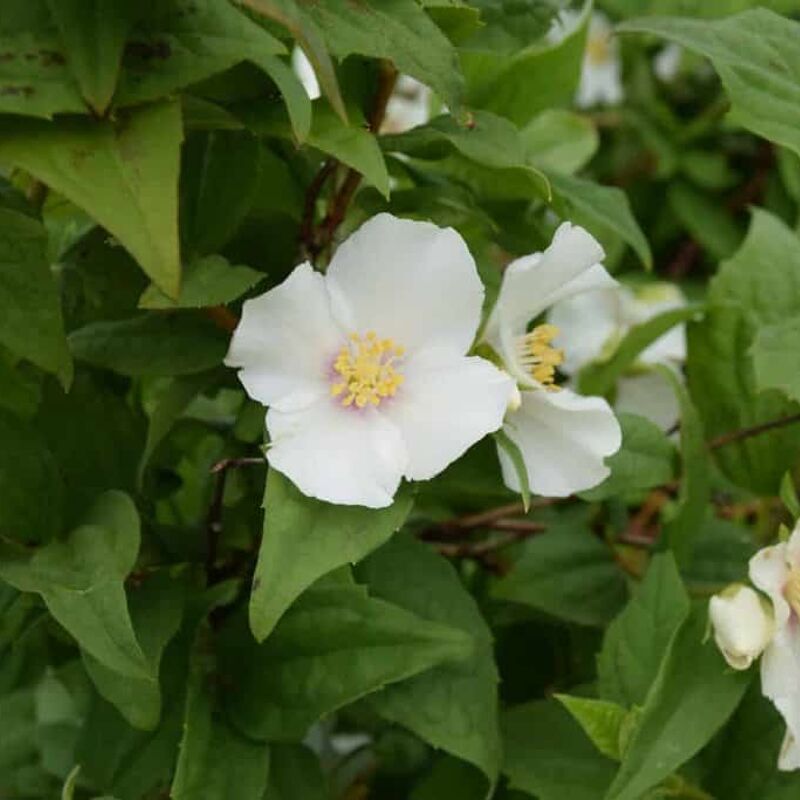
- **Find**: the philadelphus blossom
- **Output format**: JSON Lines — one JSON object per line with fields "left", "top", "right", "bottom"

{"left": 551, "top": 11, "right": 623, "bottom": 108}
{"left": 292, "top": 47, "right": 320, "bottom": 100}
{"left": 709, "top": 523, "right": 800, "bottom": 770}
{"left": 382, "top": 75, "right": 432, "bottom": 134}
{"left": 548, "top": 281, "right": 687, "bottom": 430}
{"left": 481, "top": 224, "right": 622, "bottom": 497}
{"left": 708, "top": 584, "right": 774, "bottom": 670}
{"left": 225, "top": 214, "right": 512, "bottom": 508}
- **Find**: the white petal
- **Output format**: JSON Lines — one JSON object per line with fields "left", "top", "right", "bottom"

{"left": 498, "top": 387, "right": 622, "bottom": 497}
{"left": 226, "top": 263, "right": 343, "bottom": 412}
{"left": 615, "top": 370, "right": 681, "bottom": 432}
{"left": 750, "top": 543, "right": 792, "bottom": 631}
{"left": 787, "top": 521, "right": 800, "bottom": 569}
{"left": 761, "top": 632, "right": 800, "bottom": 770}
{"left": 383, "top": 348, "right": 513, "bottom": 481}
{"left": 266, "top": 398, "right": 407, "bottom": 508}
{"left": 487, "top": 223, "right": 606, "bottom": 339}
{"left": 292, "top": 47, "right": 320, "bottom": 100}
{"left": 547, "top": 285, "right": 621, "bottom": 374}
{"left": 326, "top": 214, "right": 483, "bottom": 355}
{"left": 779, "top": 729, "right": 800, "bottom": 771}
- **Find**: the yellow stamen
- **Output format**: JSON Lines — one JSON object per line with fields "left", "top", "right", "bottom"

{"left": 586, "top": 32, "right": 611, "bottom": 66}
{"left": 330, "top": 331, "right": 405, "bottom": 408}
{"left": 515, "top": 324, "right": 564, "bottom": 390}
{"left": 785, "top": 567, "right": 800, "bottom": 618}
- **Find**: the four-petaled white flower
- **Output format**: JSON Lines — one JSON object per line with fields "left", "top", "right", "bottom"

{"left": 548, "top": 280, "right": 687, "bottom": 431}
{"left": 748, "top": 523, "right": 800, "bottom": 771}
{"left": 226, "top": 214, "right": 513, "bottom": 508}
{"left": 482, "top": 223, "right": 622, "bottom": 497}
{"left": 709, "top": 583, "right": 774, "bottom": 671}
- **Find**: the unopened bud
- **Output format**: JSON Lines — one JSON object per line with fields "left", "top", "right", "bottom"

{"left": 709, "top": 584, "right": 774, "bottom": 670}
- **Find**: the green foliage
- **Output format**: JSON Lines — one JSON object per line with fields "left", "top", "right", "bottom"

{"left": 1, "top": 0, "right": 799, "bottom": 796}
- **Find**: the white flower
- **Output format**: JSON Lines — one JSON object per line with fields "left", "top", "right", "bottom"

{"left": 548, "top": 281, "right": 687, "bottom": 431}
{"left": 654, "top": 44, "right": 684, "bottom": 83}
{"left": 382, "top": 76, "right": 432, "bottom": 134}
{"left": 749, "top": 523, "right": 800, "bottom": 771}
{"left": 709, "top": 584, "right": 774, "bottom": 671}
{"left": 482, "top": 223, "right": 622, "bottom": 497}
{"left": 551, "top": 11, "right": 623, "bottom": 108}
{"left": 292, "top": 47, "right": 320, "bottom": 100}
{"left": 226, "top": 214, "right": 513, "bottom": 508}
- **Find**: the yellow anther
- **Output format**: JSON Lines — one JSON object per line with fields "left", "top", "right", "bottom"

{"left": 515, "top": 324, "right": 564, "bottom": 390}
{"left": 586, "top": 32, "right": 611, "bottom": 66}
{"left": 785, "top": 567, "right": 800, "bottom": 618}
{"left": 331, "top": 332, "right": 405, "bottom": 408}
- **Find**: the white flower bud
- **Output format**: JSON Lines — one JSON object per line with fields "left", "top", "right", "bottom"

{"left": 709, "top": 584, "right": 774, "bottom": 670}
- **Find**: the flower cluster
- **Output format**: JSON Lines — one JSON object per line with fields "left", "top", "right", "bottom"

{"left": 709, "top": 522, "right": 800, "bottom": 770}
{"left": 226, "top": 214, "right": 622, "bottom": 507}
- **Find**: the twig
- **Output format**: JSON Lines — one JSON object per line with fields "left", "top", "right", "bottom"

{"left": 204, "top": 305, "right": 240, "bottom": 333}
{"left": 300, "top": 158, "right": 337, "bottom": 259}
{"left": 25, "top": 179, "right": 48, "bottom": 214}
{"left": 420, "top": 499, "right": 556, "bottom": 541}
{"left": 311, "top": 61, "right": 399, "bottom": 258}
{"left": 205, "top": 456, "right": 265, "bottom": 580}
{"left": 708, "top": 412, "right": 800, "bottom": 450}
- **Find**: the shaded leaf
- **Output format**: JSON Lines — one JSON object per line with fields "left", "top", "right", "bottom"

{"left": 752, "top": 315, "right": 800, "bottom": 403}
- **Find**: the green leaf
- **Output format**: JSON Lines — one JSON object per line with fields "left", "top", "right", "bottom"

{"left": 667, "top": 182, "right": 743, "bottom": 260}
{"left": 358, "top": 535, "right": 501, "bottom": 785}
{"left": 180, "top": 131, "right": 262, "bottom": 257}
{"left": 556, "top": 696, "right": 628, "bottom": 761}
{"left": 684, "top": 518, "right": 756, "bottom": 591}
{"left": 463, "top": 1, "right": 590, "bottom": 127}
{"left": 491, "top": 513, "right": 627, "bottom": 627}
{"left": 237, "top": 0, "right": 347, "bottom": 122}
{"left": 249, "top": 470, "right": 413, "bottom": 642}
{"left": 0, "top": 0, "right": 85, "bottom": 118}
{"left": 172, "top": 625, "right": 271, "bottom": 800}
{"left": 69, "top": 313, "right": 228, "bottom": 377}
{"left": 578, "top": 306, "right": 702, "bottom": 397}
{"left": 781, "top": 473, "right": 800, "bottom": 519}
{"left": 82, "top": 571, "right": 186, "bottom": 730}
{"left": 658, "top": 366, "right": 710, "bottom": 563}
{"left": 493, "top": 429, "right": 531, "bottom": 511}
{"left": 523, "top": 109, "right": 599, "bottom": 175}
{"left": 302, "top": 0, "right": 464, "bottom": 111}
{"left": 0, "top": 101, "right": 183, "bottom": 298}
{"left": 580, "top": 414, "right": 676, "bottom": 502}
{"left": 45, "top": 0, "right": 136, "bottom": 114}
{"left": 502, "top": 699, "right": 617, "bottom": 800}
{"left": 752, "top": 315, "right": 800, "bottom": 403}
{"left": 383, "top": 110, "right": 550, "bottom": 201}
{"left": 61, "top": 764, "right": 80, "bottom": 800}
{"left": 115, "top": 0, "right": 286, "bottom": 109}
{"left": 256, "top": 55, "right": 313, "bottom": 143}
{"left": 265, "top": 744, "right": 327, "bottom": 800}
{"left": 411, "top": 755, "right": 487, "bottom": 800}
{"left": 245, "top": 100, "right": 390, "bottom": 197}
{"left": 0, "top": 491, "right": 150, "bottom": 680}
{"left": 139, "top": 256, "right": 265, "bottom": 310}
{"left": 598, "top": 553, "right": 689, "bottom": 707}
{"left": 619, "top": 10, "right": 800, "bottom": 158}
{"left": 0, "top": 408, "right": 63, "bottom": 545}
{"left": 605, "top": 606, "right": 751, "bottom": 800}
{"left": 546, "top": 171, "right": 653, "bottom": 270}
{"left": 138, "top": 370, "right": 222, "bottom": 485}
{"left": 0, "top": 208, "right": 72, "bottom": 388}
{"left": 0, "top": 352, "right": 41, "bottom": 419}
{"left": 222, "top": 584, "right": 472, "bottom": 741}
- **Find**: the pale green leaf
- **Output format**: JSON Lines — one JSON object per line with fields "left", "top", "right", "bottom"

{"left": 0, "top": 101, "right": 184, "bottom": 298}
{"left": 524, "top": 109, "right": 599, "bottom": 174}
{"left": 556, "top": 696, "right": 628, "bottom": 761}
{"left": 752, "top": 315, "right": 800, "bottom": 403}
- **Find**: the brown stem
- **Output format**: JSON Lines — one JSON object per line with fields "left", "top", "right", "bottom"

{"left": 204, "top": 305, "right": 240, "bottom": 333}
{"left": 300, "top": 159, "right": 337, "bottom": 259}
{"left": 708, "top": 413, "right": 800, "bottom": 450}
{"left": 312, "top": 61, "right": 399, "bottom": 257}
{"left": 26, "top": 179, "right": 48, "bottom": 214}
{"left": 434, "top": 526, "right": 545, "bottom": 575}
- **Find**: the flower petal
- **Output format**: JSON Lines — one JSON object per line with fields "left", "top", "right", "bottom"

{"left": 615, "top": 369, "right": 681, "bottom": 432}
{"left": 750, "top": 542, "right": 792, "bottom": 631}
{"left": 383, "top": 348, "right": 513, "bottom": 481}
{"left": 226, "top": 263, "right": 343, "bottom": 412}
{"left": 761, "top": 633, "right": 800, "bottom": 770}
{"left": 266, "top": 398, "right": 407, "bottom": 508}
{"left": 498, "top": 387, "right": 621, "bottom": 497}
{"left": 548, "top": 285, "right": 621, "bottom": 374}
{"left": 779, "top": 729, "right": 800, "bottom": 771}
{"left": 326, "top": 214, "right": 483, "bottom": 354}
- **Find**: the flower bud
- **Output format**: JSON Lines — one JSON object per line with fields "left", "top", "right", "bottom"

{"left": 709, "top": 584, "right": 774, "bottom": 670}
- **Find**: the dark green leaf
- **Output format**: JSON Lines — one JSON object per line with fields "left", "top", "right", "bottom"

{"left": 358, "top": 535, "right": 501, "bottom": 784}
{"left": 493, "top": 429, "right": 531, "bottom": 511}
{"left": 0, "top": 208, "right": 72, "bottom": 388}
{"left": 597, "top": 553, "right": 689, "bottom": 707}
{"left": 222, "top": 583, "right": 472, "bottom": 741}
{"left": 265, "top": 744, "right": 327, "bottom": 800}
{"left": 69, "top": 314, "right": 228, "bottom": 377}
{"left": 249, "top": 470, "right": 413, "bottom": 642}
